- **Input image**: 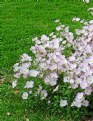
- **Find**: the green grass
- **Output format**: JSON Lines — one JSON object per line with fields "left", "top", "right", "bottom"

{"left": 1, "top": 0, "right": 93, "bottom": 121}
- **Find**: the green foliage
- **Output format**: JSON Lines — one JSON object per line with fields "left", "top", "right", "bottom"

{"left": 63, "top": 45, "right": 75, "bottom": 57}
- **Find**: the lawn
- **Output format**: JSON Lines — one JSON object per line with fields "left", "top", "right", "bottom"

{"left": 1, "top": 0, "right": 93, "bottom": 121}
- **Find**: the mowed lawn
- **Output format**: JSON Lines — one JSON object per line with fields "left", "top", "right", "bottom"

{"left": 1, "top": 0, "right": 93, "bottom": 121}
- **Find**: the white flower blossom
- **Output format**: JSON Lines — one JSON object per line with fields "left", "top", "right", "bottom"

{"left": 60, "top": 100, "right": 68, "bottom": 107}
{"left": 24, "top": 81, "right": 34, "bottom": 89}
{"left": 29, "top": 70, "right": 39, "bottom": 77}
{"left": 83, "top": 0, "right": 89, "bottom": 3}
{"left": 12, "top": 80, "right": 17, "bottom": 88}
{"left": 41, "top": 90, "right": 48, "bottom": 100}
{"left": 22, "top": 92, "right": 28, "bottom": 99}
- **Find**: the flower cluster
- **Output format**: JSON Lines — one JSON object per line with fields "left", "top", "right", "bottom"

{"left": 12, "top": 9, "right": 93, "bottom": 108}
{"left": 71, "top": 92, "right": 89, "bottom": 108}
{"left": 64, "top": 19, "right": 93, "bottom": 107}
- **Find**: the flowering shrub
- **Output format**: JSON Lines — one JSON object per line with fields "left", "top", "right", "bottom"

{"left": 12, "top": 8, "right": 93, "bottom": 112}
